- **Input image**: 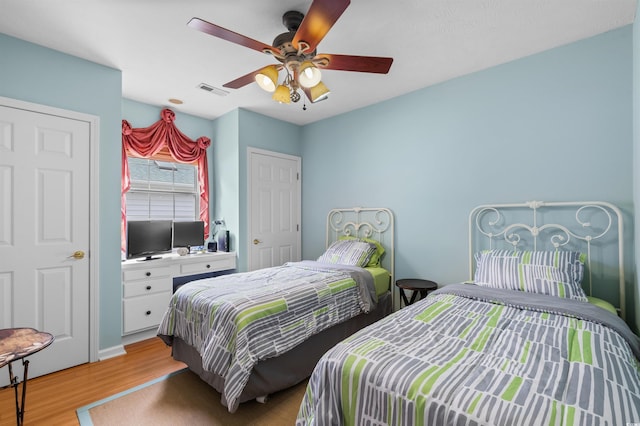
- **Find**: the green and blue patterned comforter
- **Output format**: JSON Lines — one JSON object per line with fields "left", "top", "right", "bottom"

{"left": 297, "top": 284, "right": 640, "bottom": 425}
{"left": 157, "top": 260, "right": 376, "bottom": 412}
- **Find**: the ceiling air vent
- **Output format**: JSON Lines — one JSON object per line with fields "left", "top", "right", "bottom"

{"left": 197, "top": 83, "right": 229, "bottom": 97}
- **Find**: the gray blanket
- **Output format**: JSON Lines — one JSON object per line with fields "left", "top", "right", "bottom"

{"left": 158, "top": 260, "right": 376, "bottom": 412}
{"left": 432, "top": 283, "right": 640, "bottom": 360}
{"left": 297, "top": 283, "right": 640, "bottom": 425}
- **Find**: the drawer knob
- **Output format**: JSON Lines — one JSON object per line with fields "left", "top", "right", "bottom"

{"left": 146, "top": 272, "right": 151, "bottom": 277}
{"left": 146, "top": 285, "right": 152, "bottom": 290}
{"left": 206, "top": 264, "right": 211, "bottom": 268}
{"left": 145, "top": 310, "right": 151, "bottom": 316}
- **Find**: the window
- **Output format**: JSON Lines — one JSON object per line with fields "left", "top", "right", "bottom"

{"left": 126, "top": 157, "right": 199, "bottom": 221}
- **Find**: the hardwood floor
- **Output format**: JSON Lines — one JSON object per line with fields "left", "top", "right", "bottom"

{"left": 0, "top": 338, "right": 185, "bottom": 426}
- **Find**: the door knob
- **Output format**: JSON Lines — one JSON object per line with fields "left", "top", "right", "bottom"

{"left": 253, "top": 239, "right": 262, "bottom": 245}
{"left": 70, "top": 250, "right": 85, "bottom": 259}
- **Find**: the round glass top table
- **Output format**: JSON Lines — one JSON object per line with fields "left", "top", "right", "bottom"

{"left": 0, "top": 328, "right": 54, "bottom": 425}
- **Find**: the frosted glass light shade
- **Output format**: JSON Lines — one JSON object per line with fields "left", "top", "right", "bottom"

{"left": 272, "top": 85, "right": 291, "bottom": 103}
{"left": 309, "top": 81, "right": 330, "bottom": 102}
{"left": 297, "top": 61, "right": 322, "bottom": 88}
{"left": 255, "top": 66, "right": 278, "bottom": 92}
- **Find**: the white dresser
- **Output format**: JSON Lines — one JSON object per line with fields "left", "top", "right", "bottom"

{"left": 121, "top": 251, "right": 236, "bottom": 341}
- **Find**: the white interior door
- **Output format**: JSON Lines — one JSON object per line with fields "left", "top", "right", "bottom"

{"left": 248, "top": 148, "right": 301, "bottom": 270}
{"left": 0, "top": 103, "right": 92, "bottom": 385}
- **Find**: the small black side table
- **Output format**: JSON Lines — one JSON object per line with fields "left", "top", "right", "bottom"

{"left": 396, "top": 279, "right": 438, "bottom": 307}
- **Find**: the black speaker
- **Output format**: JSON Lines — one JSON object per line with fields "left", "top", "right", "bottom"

{"left": 218, "top": 230, "right": 230, "bottom": 252}
{"left": 207, "top": 241, "right": 217, "bottom": 252}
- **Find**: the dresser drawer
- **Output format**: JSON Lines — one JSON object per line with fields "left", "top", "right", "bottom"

{"left": 122, "top": 292, "right": 171, "bottom": 334}
{"left": 123, "top": 266, "right": 172, "bottom": 281}
{"left": 123, "top": 276, "right": 172, "bottom": 298}
{"left": 180, "top": 256, "right": 236, "bottom": 275}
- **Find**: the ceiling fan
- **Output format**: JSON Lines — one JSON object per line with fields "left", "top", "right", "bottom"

{"left": 188, "top": 0, "right": 393, "bottom": 105}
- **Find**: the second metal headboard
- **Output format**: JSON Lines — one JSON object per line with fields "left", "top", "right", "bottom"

{"left": 468, "top": 201, "right": 625, "bottom": 319}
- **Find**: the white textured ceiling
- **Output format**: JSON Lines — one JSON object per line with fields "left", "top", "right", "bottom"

{"left": 0, "top": 0, "right": 636, "bottom": 125}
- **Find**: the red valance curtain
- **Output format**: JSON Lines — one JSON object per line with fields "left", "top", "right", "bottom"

{"left": 121, "top": 108, "right": 211, "bottom": 251}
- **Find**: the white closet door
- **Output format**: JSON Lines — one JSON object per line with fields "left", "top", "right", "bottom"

{"left": 248, "top": 148, "right": 301, "bottom": 271}
{"left": 0, "top": 104, "right": 91, "bottom": 384}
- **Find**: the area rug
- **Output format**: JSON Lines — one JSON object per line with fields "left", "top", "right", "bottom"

{"left": 76, "top": 368, "right": 307, "bottom": 426}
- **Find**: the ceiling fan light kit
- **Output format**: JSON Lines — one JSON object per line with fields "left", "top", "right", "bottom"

{"left": 309, "top": 81, "right": 331, "bottom": 102}
{"left": 188, "top": 0, "right": 392, "bottom": 107}
{"left": 272, "top": 85, "right": 291, "bottom": 104}
{"left": 255, "top": 65, "right": 279, "bottom": 92}
{"left": 297, "top": 61, "right": 322, "bottom": 88}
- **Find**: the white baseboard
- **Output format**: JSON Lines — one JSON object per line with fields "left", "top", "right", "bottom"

{"left": 98, "top": 344, "right": 126, "bottom": 361}
{"left": 121, "top": 328, "right": 160, "bottom": 346}
{"left": 97, "top": 329, "right": 162, "bottom": 361}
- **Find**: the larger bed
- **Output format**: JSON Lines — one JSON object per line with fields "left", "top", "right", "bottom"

{"left": 157, "top": 207, "right": 395, "bottom": 412}
{"left": 297, "top": 201, "right": 640, "bottom": 425}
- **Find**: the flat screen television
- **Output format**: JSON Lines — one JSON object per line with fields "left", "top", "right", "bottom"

{"left": 173, "top": 220, "right": 205, "bottom": 251}
{"left": 126, "top": 220, "right": 173, "bottom": 261}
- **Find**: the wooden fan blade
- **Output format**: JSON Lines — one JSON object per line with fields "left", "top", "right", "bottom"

{"left": 292, "top": 0, "right": 350, "bottom": 53}
{"left": 315, "top": 54, "right": 393, "bottom": 74}
{"left": 222, "top": 68, "right": 264, "bottom": 89}
{"left": 188, "top": 17, "right": 280, "bottom": 55}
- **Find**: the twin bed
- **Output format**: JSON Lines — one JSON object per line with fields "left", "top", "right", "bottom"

{"left": 297, "top": 201, "right": 640, "bottom": 425}
{"left": 157, "top": 207, "right": 395, "bottom": 412}
{"left": 157, "top": 201, "right": 640, "bottom": 424}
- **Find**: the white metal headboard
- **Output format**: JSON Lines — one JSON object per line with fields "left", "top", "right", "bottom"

{"left": 468, "top": 201, "right": 625, "bottom": 319}
{"left": 326, "top": 207, "right": 395, "bottom": 304}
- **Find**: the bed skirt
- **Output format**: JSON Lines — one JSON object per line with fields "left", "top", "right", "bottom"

{"left": 166, "top": 291, "right": 392, "bottom": 410}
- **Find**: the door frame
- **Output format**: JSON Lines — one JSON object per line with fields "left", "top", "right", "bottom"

{"left": 247, "top": 147, "right": 301, "bottom": 271}
{"left": 0, "top": 96, "right": 100, "bottom": 363}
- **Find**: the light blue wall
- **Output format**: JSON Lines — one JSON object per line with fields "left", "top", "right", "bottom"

{"left": 122, "top": 99, "right": 213, "bottom": 139}
{"left": 0, "top": 34, "right": 123, "bottom": 349}
{"left": 237, "top": 109, "right": 302, "bottom": 270}
{"left": 210, "top": 108, "right": 302, "bottom": 271}
{"left": 211, "top": 109, "right": 241, "bottom": 261}
{"left": 302, "top": 26, "right": 636, "bottom": 329}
